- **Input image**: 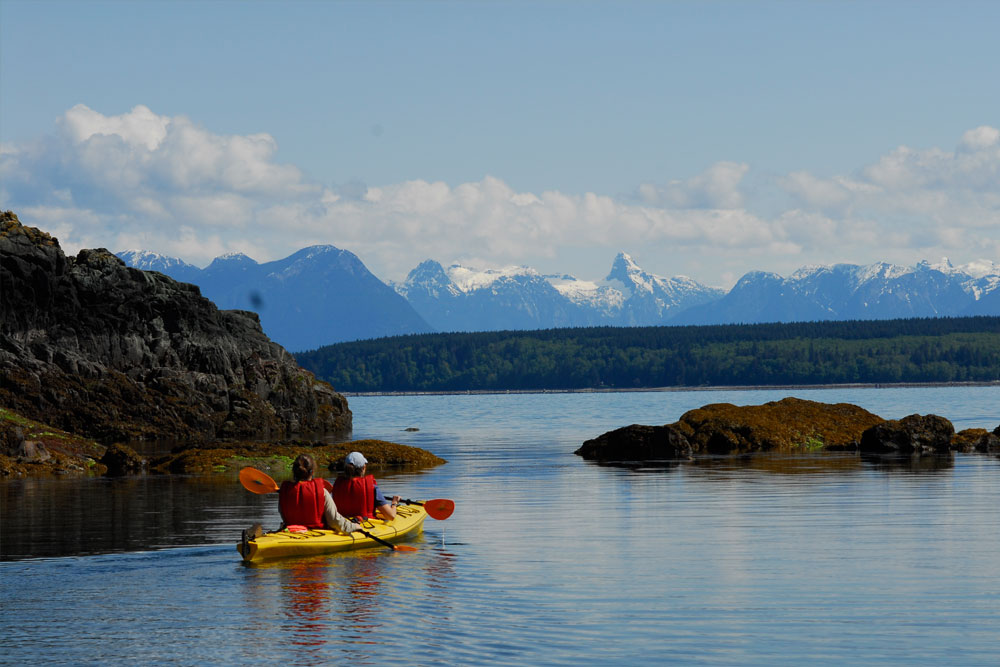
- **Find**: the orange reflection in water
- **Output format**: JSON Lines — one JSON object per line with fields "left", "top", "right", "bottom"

{"left": 243, "top": 534, "right": 458, "bottom": 649}
{"left": 266, "top": 552, "right": 387, "bottom": 647}
{"left": 281, "top": 559, "right": 337, "bottom": 647}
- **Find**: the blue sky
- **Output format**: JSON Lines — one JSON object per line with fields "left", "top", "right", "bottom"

{"left": 2, "top": 0, "right": 998, "bottom": 287}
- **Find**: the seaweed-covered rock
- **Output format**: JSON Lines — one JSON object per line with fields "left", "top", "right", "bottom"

{"left": 576, "top": 424, "right": 692, "bottom": 462}
{"left": 0, "top": 211, "right": 351, "bottom": 444}
{"left": 675, "top": 397, "right": 884, "bottom": 454}
{"left": 151, "top": 438, "right": 446, "bottom": 475}
{"left": 0, "top": 407, "right": 108, "bottom": 477}
{"left": 576, "top": 397, "right": 885, "bottom": 461}
{"left": 859, "top": 414, "right": 954, "bottom": 455}
{"left": 952, "top": 428, "right": 1000, "bottom": 453}
{"left": 100, "top": 443, "right": 146, "bottom": 476}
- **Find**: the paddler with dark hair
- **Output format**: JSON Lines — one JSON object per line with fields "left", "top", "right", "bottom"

{"left": 332, "top": 451, "right": 401, "bottom": 521}
{"left": 277, "top": 453, "right": 361, "bottom": 534}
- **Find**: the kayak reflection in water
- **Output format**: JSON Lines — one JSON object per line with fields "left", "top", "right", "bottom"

{"left": 276, "top": 453, "right": 361, "bottom": 534}
{"left": 332, "top": 451, "right": 401, "bottom": 521}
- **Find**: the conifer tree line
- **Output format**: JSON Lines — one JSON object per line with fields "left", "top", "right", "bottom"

{"left": 294, "top": 317, "right": 1000, "bottom": 392}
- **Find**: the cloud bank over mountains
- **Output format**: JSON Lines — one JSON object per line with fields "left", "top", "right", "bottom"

{"left": 1, "top": 104, "right": 997, "bottom": 287}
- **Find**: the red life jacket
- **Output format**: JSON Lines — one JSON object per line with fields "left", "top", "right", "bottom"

{"left": 332, "top": 474, "right": 376, "bottom": 519}
{"left": 278, "top": 479, "right": 326, "bottom": 529}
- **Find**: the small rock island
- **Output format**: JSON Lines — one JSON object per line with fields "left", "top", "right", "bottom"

{"left": 577, "top": 396, "right": 1000, "bottom": 463}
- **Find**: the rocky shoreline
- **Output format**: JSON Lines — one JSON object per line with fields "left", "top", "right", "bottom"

{"left": 2, "top": 213, "right": 994, "bottom": 479}
{"left": 0, "top": 212, "right": 444, "bottom": 478}
{"left": 576, "top": 397, "right": 1000, "bottom": 464}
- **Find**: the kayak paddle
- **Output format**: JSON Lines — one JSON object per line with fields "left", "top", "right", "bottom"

{"left": 238, "top": 467, "right": 332, "bottom": 493}
{"left": 239, "top": 467, "right": 455, "bottom": 519}
{"left": 399, "top": 498, "right": 455, "bottom": 521}
{"left": 239, "top": 466, "right": 279, "bottom": 494}
{"left": 358, "top": 529, "right": 418, "bottom": 552}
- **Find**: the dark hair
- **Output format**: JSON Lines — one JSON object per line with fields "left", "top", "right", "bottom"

{"left": 292, "top": 454, "right": 316, "bottom": 481}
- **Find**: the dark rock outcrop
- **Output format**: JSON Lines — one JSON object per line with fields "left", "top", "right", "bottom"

{"left": 0, "top": 212, "right": 351, "bottom": 445}
{"left": 577, "top": 397, "right": 885, "bottom": 462}
{"left": 576, "top": 423, "right": 692, "bottom": 462}
{"left": 858, "top": 414, "right": 955, "bottom": 455}
{"left": 100, "top": 443, "right": 146, "bottom": 476}
{"left": 951, "top": 428, "right": 1000, "bottom": 453}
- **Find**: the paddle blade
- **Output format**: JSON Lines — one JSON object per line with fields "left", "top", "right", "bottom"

{"left": 423, "top": 498, "right": 455, "bottom": 521}
{"left": 393, "top": 544, "right": 419, "bottom": 552}
{"left": 239, "top": 467, "right": 279, "bottom": 494}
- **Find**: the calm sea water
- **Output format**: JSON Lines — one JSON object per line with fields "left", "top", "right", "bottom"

{"left": 2, "top": 386, "right": 999, "bottom": 665}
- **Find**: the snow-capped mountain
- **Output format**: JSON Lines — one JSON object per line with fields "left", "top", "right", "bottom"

{"left": 116, "top": 246, "right": 432, "bottom": 350}
{"left": 600, "top": 252, "right": 726, "bottom": 325}
{"left": 119, "top": 242, "right": 1000, "bottom": 348}
{"left": 673, "top": 259, "right": 1000, "bottom": 325}
{"left": 394, "top": 252, "right": 724, "bottom": 331}
{"left": 116, "top": 249, "right": 202, "bottom": 284}
{"left": 395, "top": 261, "right": 601, "bottom": 332}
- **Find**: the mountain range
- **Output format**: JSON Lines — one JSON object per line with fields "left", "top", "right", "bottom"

{"left": 117, "top": 246, "right": 432, "bottom": 352}
{"left": 117, "top": 247, "right": 1000, "bottom": 351}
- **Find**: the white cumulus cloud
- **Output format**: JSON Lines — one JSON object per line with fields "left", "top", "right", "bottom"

{"left": 1, "top": 105, "right": 997, "bottom": 286}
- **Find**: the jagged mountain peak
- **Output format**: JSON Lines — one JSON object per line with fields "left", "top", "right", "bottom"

{"left": 118, "top": 248, "right": 162, "bottom": 263}
{"left": 403, "top": 259, "right": 450, "bottom": 285}
{"left": 116, "top": 249, "right": 197, "bottom": 269}
{"left": 605, "top": 251, "right": 643, "bottom": 282}
{"left": 396, "top": 259, "right": 461, "bottom": 300}
{"left": 929, "top": 257, "right": 999, "bottom": 278}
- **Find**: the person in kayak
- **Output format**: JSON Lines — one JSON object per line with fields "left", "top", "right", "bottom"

{"left": 278, "top": 453, "right": 361, "bottom": 534}
{"left": 332, "top": 451, "right": 401, "bottom": 521}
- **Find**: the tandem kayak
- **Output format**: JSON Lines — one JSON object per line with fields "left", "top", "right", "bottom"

{"left": 236, "top": 504, "right": 427, "bottom": 562}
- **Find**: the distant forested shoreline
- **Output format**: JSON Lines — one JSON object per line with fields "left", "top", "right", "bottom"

{"left": 294, "top": 317, "right": 1000, "bottom": 393}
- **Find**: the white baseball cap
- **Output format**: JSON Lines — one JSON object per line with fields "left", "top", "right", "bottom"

{"left": 345, "top": 451, "right": 368, "bottom": 468}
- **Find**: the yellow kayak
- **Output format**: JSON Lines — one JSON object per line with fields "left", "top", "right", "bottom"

{"left": 237, "top": 504, "right": 426, "bottom": 562}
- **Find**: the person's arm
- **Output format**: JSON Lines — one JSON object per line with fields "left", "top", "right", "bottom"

{"left": 323, "top": 490, "right": 362, "bottom": 534}
{"left": 374, "top": 485, "right": 401, "bottom": 521}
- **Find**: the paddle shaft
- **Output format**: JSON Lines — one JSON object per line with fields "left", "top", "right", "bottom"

{"left": 357, "top": 529, "right": 399, "bottom": 550}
